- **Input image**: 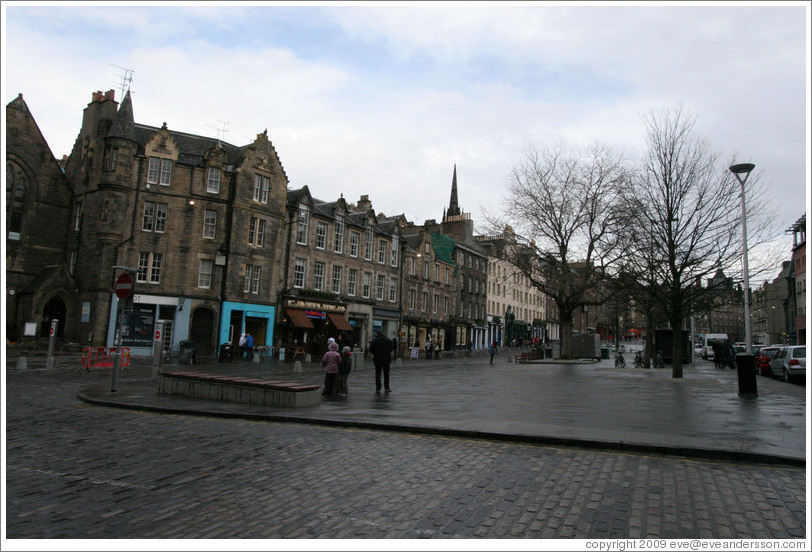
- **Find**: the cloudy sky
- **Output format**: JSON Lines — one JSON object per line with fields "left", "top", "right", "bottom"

{"left": 3, "top": 2, "right": 809, "bottom": 276}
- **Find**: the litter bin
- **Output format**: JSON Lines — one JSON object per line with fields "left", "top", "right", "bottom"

{"left": 601, "top": 347, "right": 610, "bottom": 360}
{"left": 179, "top": 340, "right": 196, "bottom": 364}
{"left": 735, "top": 353, "right": 758, "bottom": 398}
{"left": 219, "top": 343, "right": 235, "bottom": 362}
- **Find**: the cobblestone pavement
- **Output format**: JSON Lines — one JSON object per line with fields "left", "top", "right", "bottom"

{"left": 3, "top": 364, "right": 807, "bottom": 541}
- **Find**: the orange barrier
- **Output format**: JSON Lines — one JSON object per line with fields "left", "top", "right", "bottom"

{"left": 81, "top": 347, "right": 130, "bottom": 369}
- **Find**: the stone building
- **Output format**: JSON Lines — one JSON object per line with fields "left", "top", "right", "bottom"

{"left": 5, "top": 94, "right": 76, "bottom": 344}
{"left": 277, "top": 189, "right": 402, "bottom": 359}
{"left": 751, "top": 261, "right": 792, "bottom": 346}
{"left": 786, "top": 214, "right": 806, "bottom": 345}
{"left": 60, "top": 89, "right": 289, "bottom": 357}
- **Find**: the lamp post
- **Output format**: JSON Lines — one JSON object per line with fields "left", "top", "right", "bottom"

{"left": 729, "top": 163, "right": 755, "bottom": 355}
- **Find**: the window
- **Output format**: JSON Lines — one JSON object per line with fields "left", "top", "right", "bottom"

{"left": 155, "top": 203, "right": 167, "bottom": 232}
{"left": 422, "top": 292, "right": 428, "bottom": 312}
{"left": 69, "top": 250, "right": 77, "bottom": 274}
{"left": 348, "top": 269, "right": 358, "bottom": 296}
{"left": 203, "top": 209, "right": 216, "bottom": 239}
{"left": 410, "top": 257, "right": 416, "bottom": 276}
{"left": 376, "top": 274, "right": 385, "bottom": 300}
{"left": 433, "top": 294, "right": 439, "bottom": 313}
{"left": 365, "top": 229, "right": 373, "bottom": 260}
{"left": 256, "top": 219, "right": 266, "bottom": 246}
{"left": 160, "top": 159, "right": 172, "bottom": 185}
{"left": 147, "top": 157, "right": 172, "bottom": 185}
{"left": 198, "top": 259, "right": 213, "bottom": 288}
{"left": 435, "top": 264, "right": 439, "bottom": 282}
{"left": 104, "top": 147, "right": 118, "bottom": 171}
{"left": 207, "top": 168, "right": 221, "bottom": 193}
{"left": 378, "top": 240, "right": 388, "bottom": 264}
{"left": 362, "top": 272, "right": 372, "bottom": 298}
{"left": 391, "top": 236, "right": 399, "bottom": 267}
{"left": 313, "top": 262, "right": 325, "bottom": 291}
{"left": 349, "top": 232, "right": 360, "bottom": 257}
{"left": 445, "top": 267, "right": 450, "bottom": 285}
{"left": 244, "top": 264, "right": 261, "bottom": 294}
{"left": 423, "top": 261, "right": 430, "bottom": 279}
{"left": 142, "top": 202, "right": 156, "bottom": 231}
{"left": 297, "top": 204, "right": 309, "bottom": 244}
{"left": 408, "top": 289, "right": 415, "bottom": 310}
{"left": 444, "top": 296, "right": 449, "bottom": 314}
{"left": 315, "top": 222, "right": 327, "bottom": 249}
{"left": 74, "top": 201, "right": 83, "bottom": 231}
{"left": 334, "top": 219, "right": 344, "bottom": 254}
{"left": 389, "top": 278, "right": 398, "bottom": 303}
{"left": 253, "top": 174, "right": 270, "bottom": 203}
{"left": 137, "top": 252, "right": 163, "bottom": 284}
{"left": 293, "top": 259, "right": 306, "bottom": 288}
{"left": 332, "top": 265, "right": 343, "bottom": 294}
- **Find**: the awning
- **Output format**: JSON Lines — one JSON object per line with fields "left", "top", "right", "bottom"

{"left": 285, "top": 309, "right": 314, "bottom": 329}
{"left": 327, "top": 312, "right": 353, "bottom": 331}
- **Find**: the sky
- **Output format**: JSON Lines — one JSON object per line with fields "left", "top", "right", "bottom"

{"left": 2, "top": 1, "right": 809, "bottom": 283}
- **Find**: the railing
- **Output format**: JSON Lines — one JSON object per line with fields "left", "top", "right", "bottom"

{"left": 81, "top": 347, "right": 130, "bottom": 370}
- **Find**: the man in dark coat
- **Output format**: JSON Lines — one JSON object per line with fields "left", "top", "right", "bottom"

{"left": 369, "top": 331, "right": 394, "bottom": 393}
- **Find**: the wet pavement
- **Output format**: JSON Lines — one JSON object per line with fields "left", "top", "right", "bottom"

{"left": 63, "top": 346, "right": 807, "bottom": 466}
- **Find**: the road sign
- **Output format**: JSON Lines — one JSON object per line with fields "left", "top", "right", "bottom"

{"left": 154, "top": 329, "right": 161, "bottom": 341}
{"left": 115, "top": 273, "right": 133, "bottom": 300}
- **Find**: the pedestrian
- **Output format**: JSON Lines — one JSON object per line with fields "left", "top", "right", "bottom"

{"left": 321, "top": 341, "right": 341, "bottom": 396}
{"left": 239, "top": 333, "right": 247, "bottom": 359}
{"left": 488, "top": 340, "right": 498, "bottom": 364}
{"left": 425, "top": 339, "right": 432, "bottom": 359}
{"left": 712, "top": 341, "right": 722, "bottom": 369}
{"left": 391, "top": 334, "right": 398, "bottom": 360}
{"left": 243, "top": 333, "right": 254, "bottom": 360}
{"left": 433, "top": 341, "right": 440, "bottom": 360}
{"left": 369, "top": 330, "right": 393, "bottom": 393}
{"left": 336, "top": 346, "right": 352, "bottom": 397}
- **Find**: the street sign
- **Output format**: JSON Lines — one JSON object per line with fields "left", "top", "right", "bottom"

{"left": 154, "top": 329, "right": 161, "bottom": 341}
{"left": 115, "top": 273, "right": 133, "bottom": 300}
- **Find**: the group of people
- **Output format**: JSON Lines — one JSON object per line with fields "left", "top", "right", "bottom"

{"left": 322, "top": 331, "right": 395, "bottom": 395}
{"left": 238, "top": 332, "right": 254, "bottom": 360}
{"left": 713, "top": 339, "right": 736, "bottom": 369}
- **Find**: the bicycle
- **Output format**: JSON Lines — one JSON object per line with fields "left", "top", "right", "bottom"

{"left": 633, "top": 351, "right": 645, "bottom": 369}
{"left": 615, "top": 351, "right": 626, "bottom": 368}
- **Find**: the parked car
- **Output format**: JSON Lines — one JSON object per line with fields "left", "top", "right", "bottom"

{"left": 756, "top": 346, "right": 781, "bottom": 376}
{"left": 768, "top": 346, "right": 806, "bottom": 382}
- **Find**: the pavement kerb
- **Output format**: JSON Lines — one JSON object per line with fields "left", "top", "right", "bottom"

{"left": 76, "top": 377, "right": 805, "bottom": 468}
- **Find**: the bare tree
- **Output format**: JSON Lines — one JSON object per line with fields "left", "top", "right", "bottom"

{"left": 623, "top": 106, "right": 774, "bottom": 378}
{"left": 487, "top": 142, "right": 630, "bottom": 359}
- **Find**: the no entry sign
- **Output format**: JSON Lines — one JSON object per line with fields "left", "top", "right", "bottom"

{"left": 115, "top": 273, "right": 133, "bottom": 300}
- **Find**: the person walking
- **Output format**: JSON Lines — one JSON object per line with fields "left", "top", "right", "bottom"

{"left": 321, "top": 341, "right": 341, "bottom": 396}
{"left": 369, "top": 331, "right": 394, "bottom": 393}
{"left": 336, "top": 346, "right": 352, "bottom": 397}
{"left": 425, "top": 339, "right": 432, "bottom": 359}
{"left": 488, "top": 340, "right": 498, "bottom": 364}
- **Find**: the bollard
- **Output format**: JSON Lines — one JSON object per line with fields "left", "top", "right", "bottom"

{"left": 293, "top": 360, "right": 302, "bottom": 373}
{"left": 16, "top": 356, "right": 27, "bottom": 370}
{"left": 736, "top": 353, "right": 758, "bottom": 398}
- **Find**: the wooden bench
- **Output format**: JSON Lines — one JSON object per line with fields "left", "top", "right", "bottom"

{"left": 156, "top": 371, "right": 322, "bottom": 408}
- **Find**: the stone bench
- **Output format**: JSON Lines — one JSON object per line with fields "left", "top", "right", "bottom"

{"left": 156, "top": 371, "right": 322, "bottom": 408}
{"left": 514, "top": 350, "right": 543, "bottom": 364}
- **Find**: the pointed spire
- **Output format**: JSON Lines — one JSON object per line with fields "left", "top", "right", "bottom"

{"left": 447, "top": 164, "right": 461, "bottom": 217}
{"left": 107, "top": 90, "right": 137, "bottom": 142}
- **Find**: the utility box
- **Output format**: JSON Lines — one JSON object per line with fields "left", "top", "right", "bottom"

{"left": 571, "top": 334, "right": 601, "bottom": 359}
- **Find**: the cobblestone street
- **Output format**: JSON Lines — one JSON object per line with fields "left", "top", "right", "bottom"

{"left": 3, "top": 365, "right": 806, "bottom": 541}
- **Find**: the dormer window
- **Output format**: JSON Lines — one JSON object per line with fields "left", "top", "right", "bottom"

{"left": 207, "top": 168, "right": 221, "bottom": 193}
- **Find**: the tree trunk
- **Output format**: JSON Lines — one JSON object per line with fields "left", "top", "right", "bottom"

{"left": 671, "top": 321, "right": 684, "bottom": 379}
{"left": 559, "top": 315, "right": 574, "bottom": 359}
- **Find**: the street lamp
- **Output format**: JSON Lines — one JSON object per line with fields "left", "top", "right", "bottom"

{"left": 729, "top": 162, "right": 755, "bottom": 355}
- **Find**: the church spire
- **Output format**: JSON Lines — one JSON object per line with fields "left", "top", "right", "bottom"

{"left": 447, "top": 164, "right": 461, "bottom": 217}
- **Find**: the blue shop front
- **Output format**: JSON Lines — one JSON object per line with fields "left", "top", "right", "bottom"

{"left": 219, "top": 301, "right": 276, "bottom": 354}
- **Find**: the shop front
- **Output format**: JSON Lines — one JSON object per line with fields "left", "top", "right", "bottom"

{"left": 277, "top": 297, "right": 353, "bottom": 359}
{"left": 219, "top": 301, "right": 275, "bottom": 355}
{"left": 108, "top": 293, "right": 190, "bottom": 357}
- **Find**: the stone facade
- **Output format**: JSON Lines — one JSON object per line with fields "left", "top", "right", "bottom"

{"left": 5, "top": 94, "right": 76, "bottom": 343}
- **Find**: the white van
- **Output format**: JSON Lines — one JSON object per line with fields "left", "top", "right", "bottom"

{"left": 702, "top": 333, "right": 729, "bottom": 360}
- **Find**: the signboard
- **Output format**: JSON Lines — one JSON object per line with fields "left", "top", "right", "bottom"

{"left": 115, "top": 273, "right": 134, "bottom": 300}
{"left": 81, "top": 302, "right": 91, "bottom": 323}
{"left": 24, "top": 322, "right": 37, "bottom": 337}
{"left": 285, "top": 298, "right": 345, "bottom": 313}
{"left": 121, "top": 304, "right": 155, "bottom": 347}
{"left": 304, "top": 309, "right": 327, "bottom": 320}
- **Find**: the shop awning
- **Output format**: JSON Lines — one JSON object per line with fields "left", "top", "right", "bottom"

{"left": 285, "top": 309, "right": 314, "bottom": 329}
{"left": 327, "top": 312, "right": 353, "bottom": 331}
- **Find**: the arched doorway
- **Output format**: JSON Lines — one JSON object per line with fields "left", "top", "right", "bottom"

{"left": 41, "top": 296, "right": 67, "bottom": 338}
{"left": 190, "top": 307, "right": 215, "bottom": 358}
